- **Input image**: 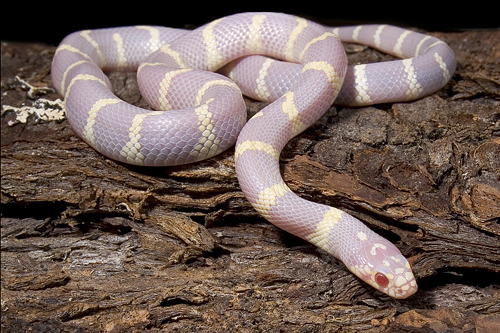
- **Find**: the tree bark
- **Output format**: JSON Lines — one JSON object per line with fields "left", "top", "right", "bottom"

{"left": 2, "top": 28, "right": 499, "bottom": 332}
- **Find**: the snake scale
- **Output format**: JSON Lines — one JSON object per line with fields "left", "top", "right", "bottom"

{"left": 51, "top": 12, "right": 456, "bottom": 298}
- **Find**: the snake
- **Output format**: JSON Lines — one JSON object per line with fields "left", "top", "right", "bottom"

{"left": 51, "top": 12, "right": 456, "bottom": 299}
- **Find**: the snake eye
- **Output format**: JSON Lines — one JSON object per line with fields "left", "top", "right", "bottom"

{"left": 375, "top": 272, "right": 389, "bottom": 287}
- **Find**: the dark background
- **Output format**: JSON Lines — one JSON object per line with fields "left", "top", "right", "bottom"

{"left": 2, "top": 4, "right": 498, "bottom": 45}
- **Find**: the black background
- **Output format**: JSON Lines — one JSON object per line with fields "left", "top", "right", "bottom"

{"left": 2, "top": 4, "right": 498, "bottom": 45}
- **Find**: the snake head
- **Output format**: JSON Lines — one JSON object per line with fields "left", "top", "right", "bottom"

{"left": 345, "top": 237, "right": 418, "bottom": 299}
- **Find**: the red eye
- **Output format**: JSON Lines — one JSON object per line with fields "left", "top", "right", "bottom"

{"left": 375, "top": 273, "right": 389, "bottom": 287}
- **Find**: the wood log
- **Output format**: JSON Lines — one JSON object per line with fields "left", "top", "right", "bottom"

{"left": 1, "top": 26, "right": 499, "bottom": 332}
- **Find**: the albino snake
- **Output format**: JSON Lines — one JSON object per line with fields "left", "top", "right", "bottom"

{"left": 51, "top": 12, "right": 456, "bottom": 298}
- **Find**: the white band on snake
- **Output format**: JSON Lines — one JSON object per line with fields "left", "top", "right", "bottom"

{"left": 51, "top": 12, "right": 456, "bottom": 298}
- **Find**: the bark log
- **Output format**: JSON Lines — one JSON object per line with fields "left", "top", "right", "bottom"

{"left": 1, "top": 27, "right": 500, "bottom": 332}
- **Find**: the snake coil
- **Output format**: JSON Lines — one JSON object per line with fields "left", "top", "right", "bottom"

{"left": 52, "top": 12, "right": 456, "bottom": 298}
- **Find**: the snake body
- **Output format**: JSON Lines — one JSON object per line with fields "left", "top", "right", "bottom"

{"left": 52, "top": 12, "right": 456, "bottom": 298}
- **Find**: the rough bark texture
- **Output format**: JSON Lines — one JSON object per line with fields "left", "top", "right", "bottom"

{"left": 2, "top": 27, "right": 500, "bottom": 332}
